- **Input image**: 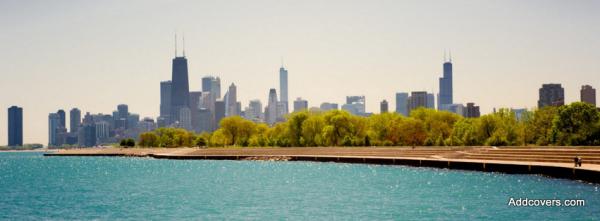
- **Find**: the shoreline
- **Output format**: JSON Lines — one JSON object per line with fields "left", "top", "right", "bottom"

{"left": 44, "top": 147, "right": 600, "bottom": 184}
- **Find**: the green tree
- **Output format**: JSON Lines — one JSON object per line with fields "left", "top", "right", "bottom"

{"left": 410, "top": 108, "right": 462, "bottom": 146}
{"left": 301, "top": 114, "right": 325, "bottom": 146}
{"left": 220, "top": 116, "right": 257, "bottom": 146}
{"left": 450, "top": 118, "right": 480, "bottom": 146}
{"left": 287, "top": 111, "right": 310, "bottom": 146}
{"left": 138, "top": 132, "right": 159, "bottom": 147}
{"left": 368, "top": 113, "right": 403, "bottom": 145}
{"left": 526, "top": 107, "right": 558, "bottom": 145}
{"left": 322, "top": 110, "right": 354, "bottom": 146}
{"left": 126, "top": 138, "right": 135, "bottom": 147}
{"left": 398, "top": 118, "right": 427, "bottom": 146}
{"left": 551, "top": 102, "right": 600, "bottom": 145}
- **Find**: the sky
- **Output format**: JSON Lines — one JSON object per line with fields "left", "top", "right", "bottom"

{"left": 1, "top": 0, "right": 599, "bottom": 145}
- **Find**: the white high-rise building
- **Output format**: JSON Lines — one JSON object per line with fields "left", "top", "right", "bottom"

{"left": 225, "top": 83, "right": 238, "bottom": 117}
{"left": 279, "top": 66, "right": 289, "bottom": 114}
{"left": 95, "top": 121, "right": 110, "bottom": 142}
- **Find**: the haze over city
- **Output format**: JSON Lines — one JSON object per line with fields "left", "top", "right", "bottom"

{"left": 1, "top": 0, "right": 600, "bottom": 145}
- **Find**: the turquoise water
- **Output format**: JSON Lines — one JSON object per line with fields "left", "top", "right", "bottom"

{"left": 0, "top": 152, "right": 599, "bottom": 220}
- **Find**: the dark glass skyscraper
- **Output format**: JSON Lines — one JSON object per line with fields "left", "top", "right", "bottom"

{"left": 57, "top": 109, "right": 66, "bottom": 128}
{"left": 69, "top": 108, "right": 81, "bottom": 133}
{"left": 8, "top": 106, "right": 23, "bottom": 146}
{"left": 170, "top": 56, "right": 190, "bottom": 123}
{"left": 538, "top": 84, "right": 564, "bottom": 108}
{"left": 438, "top": 58, "right": 453, "bottom": 110}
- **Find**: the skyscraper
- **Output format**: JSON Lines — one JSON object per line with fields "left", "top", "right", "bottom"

{"left": 117, "top": 104, "right": 129, "bottom": 119}
{"left": 408, "top": 91, "right": 428, "bottom": 113}
{"left": 266, "top": 88, "right": 279, "bottom": 125}
{"left": 279, "top": 65, "right": 289, "bottom": 114}
{"left": 179, "top": 107, "right": 192, "bottom": 130}
{"left": 117, "top": 104, "right": 129, "bottom": 129}
{"left": 427, "top": 93, "right": 435, "bottom": 109}
{"left": 465, "top": 102, "right": 480, "bottom": 118}
{"left": 320, "top": 103, "right": 338, "bottom": 111}
{"left": 226, "top": 83, "right": 238, "bottom": 116}
{"left": 57, "top": 109, "right": 66, "bottom": 128}
{"left": 8, "top": 106, "right": 23, "bottom": 146}
{"left": 447, "top": 104, "right": 465, "bottom": 116}
{"left": 245, "top": 100, "right": 263, "bottom": 122}
{"left": 189, "top": 91, "right": 203, "bottom": 132}
{"left": 170, "top": 54, "right": 190, "bottom": 123}
{"left": 438, "top": 56, "right": 453, "bottom": 110}
{"left": 214, "top": 100, "right": 226, "bottom": 127}
{"left": 202, "top": 76, "right": 221, "bottom": 99}
{"left": 82, "top": 124, "right": 97, "bottom": 147}
{"left": 342, "top": 96, "right": 366, "bottom": 115}
{"left": 69, "top": 108, "right": 81, "bottom": 133}
{"left": 581, "top": 85, "right": 596, "bottom": 106}
{"left": 293, "top": 97, "right": 308, "bottom": 112}
{"left": 48, "top": 113, "right": 61, "bottom": 147}
{"left": 197, "top": 108, "right": 212, "bottom": 133}
{"left": 395, "top": 92, "right": 409, "bottom": 116}
{"left": 160, "top": 80, "right": 172, "bottom": 121}
{"left": 538, "top": 84, "right": 565, "bottom": 108}
{"left": 380, "top": 100, "right": 389, "bottom": 113}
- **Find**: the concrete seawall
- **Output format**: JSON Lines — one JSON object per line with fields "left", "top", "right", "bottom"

{"left": 145, "top": 154, "right": 600, "bottom": 184}
{"left": 44, "top": 147, "right": 600, "bottom": 184}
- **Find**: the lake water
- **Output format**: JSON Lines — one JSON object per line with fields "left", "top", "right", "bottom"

{"left": 0, "top": 152, "right": 599, "bottom": 220}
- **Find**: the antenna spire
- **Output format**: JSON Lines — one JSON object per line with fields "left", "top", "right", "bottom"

{"left": 174, "top": 33, "right": 178, "bottom": 57}
{"left": 449, "top": 50, "right": 452, "bottom": 62}
{"left": 443, "top": 50, "right": 447, "bottom": 62}
{"left": 182, "top": 32, "right": 186, "bottom": 57}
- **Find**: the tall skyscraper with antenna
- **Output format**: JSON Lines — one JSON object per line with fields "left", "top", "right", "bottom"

{"left": 279, "top": 62, "right": 289, "bottom": 114}
{"left": 438, "top": 51, "right": 453, "bottom": 111}
{"left": 170, "top": 34, "right": 190, "bottom": 124}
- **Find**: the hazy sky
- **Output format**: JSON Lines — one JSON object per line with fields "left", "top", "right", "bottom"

{"left": 1, "top": 0, "right": 599, "bottom": 145}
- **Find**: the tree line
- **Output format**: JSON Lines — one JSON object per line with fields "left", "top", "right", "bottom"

{"left": 137, "top": 102, "right": 600, "bottom": 148}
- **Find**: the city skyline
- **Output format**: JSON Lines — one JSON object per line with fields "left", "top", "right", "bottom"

{"left": 2, "top": 0, "right": 600, "bottom": 145}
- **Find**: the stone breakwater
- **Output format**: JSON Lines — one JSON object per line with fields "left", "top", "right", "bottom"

{"left": 242, "top": 156, "right": 292, "bottom": 161}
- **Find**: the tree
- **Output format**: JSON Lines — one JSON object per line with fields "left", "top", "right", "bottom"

{"left": 322, "top": 110, "right": 354, "bottom": 146}
{"left": 368, "top": 113, "right": 403, "bottom": 145}
{"left": 287, "top": 111, "right": 310, "bottom": 146}
{"left": 248, "top": 124, "right": 270, "bottom": 147}
{"left": 551, "top": 102, "right": 600, "bottom": 145}
{"left": 525, "top": 107, "right": 558, "bottom": 145}
{"left": 219, "top": 116, "right": 256, "bottom": 146}
{"left": 475, "top": 109, "right": 520, "bottom": 146}
{"left": 410, "top": 108, "right": 462, "bottom": 146}
{"left": 451, "top": 118, "right": 480, "bottom": 146}
{"left": 120, "top": 138, "right": 135, "bottom": 147}
{"left": 398, "top": 118, "right": 427, "bottom": 146}
{"left": 119, "top": 139, "right": 127, "bottom": 147}
{"left": 301, "top": 114, "right": 325, "bottom": 146}
{"left": 126, "top": 138, "right": 135, "bottom": 147}
{"left": 209, "top": 129, "right": 228, "bottom": 147}
{"left": 139, "top": 132, "right": 159, "bottom": 147}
